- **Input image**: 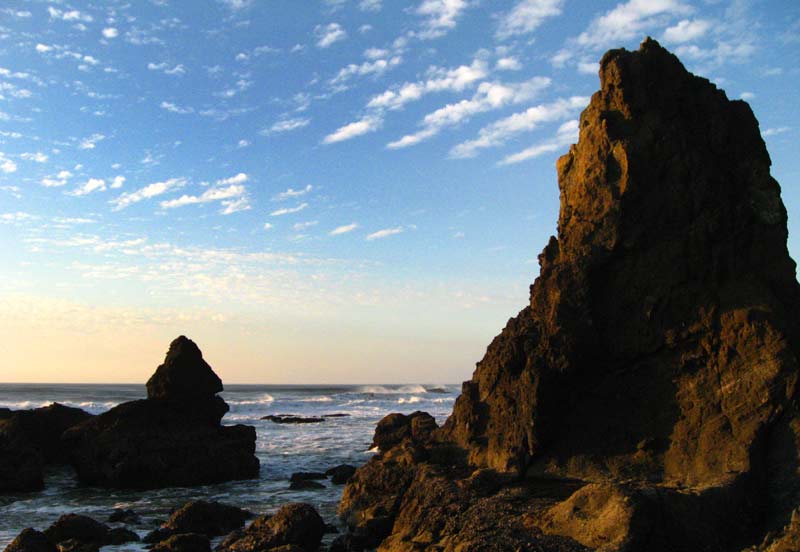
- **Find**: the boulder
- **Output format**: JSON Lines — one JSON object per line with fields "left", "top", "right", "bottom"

{"left": 62, "top": 337, "right": 259, "bottom": 489}
{"left": 325, "top": 465, "right": 356, "bottom": 485}
{"left": 43, "top": 515, "right": 111, "bottom": 547}
{"left": 107, "top": 508, "right": 139, "bottom": 524}
{"left": 289, "top": 472, "right": 326, "bottom": 482}
{"left": 217, "top": 503, "right": 325, "bottom": 552}
{"left": 370, "top": 412, "right": 437, "bottom": 452}
{"left": 2, "top": 529, "right": 57, "bottom": 552}
{"left": 337, "top": 38, "right": 800, "bottom": 551}
{"left": 261, "top": 415, "right": 324, "bottom": 424}
{"left": 146, "top": 500, "right": 250, "bottom": 541}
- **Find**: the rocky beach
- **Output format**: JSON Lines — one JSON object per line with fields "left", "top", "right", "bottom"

{"left": 3, "top": 38, "right": 800, "bottom": 552}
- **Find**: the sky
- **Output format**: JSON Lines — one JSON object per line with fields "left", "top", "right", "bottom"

{"left": 0, "top": 0, "right": 798, "bottom": 384}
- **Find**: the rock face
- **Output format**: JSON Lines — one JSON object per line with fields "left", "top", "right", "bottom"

{"left": 338, "top": 39, "right": 800, "bottom": 552}
{"left": 217, "top": 503, "right": 325, "bottom": 552}
{"left": 63, "top": 336, "right": 259, "bottom": 489}
{"left": 0, "top": 404, "right": 93, "bottom": 493}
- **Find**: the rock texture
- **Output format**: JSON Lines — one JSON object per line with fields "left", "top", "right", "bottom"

{"left": 63, "top": 336, "right": 259, "bottom": 489}
{"left": 144, "top": 500, "right": 251, "bottom": 543}
{"left": 217, "top": 503, "right": 325, "bottom": 552}
{"left": 0, "top": 404, "right": 93, "bottom": 493}
{"left": 338, "top": 39, "right": 800, "bottom": 552}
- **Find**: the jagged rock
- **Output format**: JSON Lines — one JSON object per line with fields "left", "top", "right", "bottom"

{"left": 145, "top": 500, "right": 250, "bottom": 541}
{"left": 338, "top": 39, "right": 800, "bottom": 552}
{"left": 217, "top": 503, "right": 325, "bottom": 552}
{"left": 53, "top": 540, "right": 96, "bottom": 552}
{"left": 147, "top": 336, "right": 223, "bottom": 400}
{"left": 326, "top": 464, "right": 357, "bottom": 485}
{"left": 62, "top": 337, "right": 259, "bottom": 489}
{"left": 0, "top": 403, "right": 93, "bottom": 493}
{"left": 371, "top": 412, "right": 437, "bottom": 452}
{"left": 2, "top": 529, "right": 57, "bottom": 552}
{"left": 150, "top": 533, "right": 211, "bottom": 552}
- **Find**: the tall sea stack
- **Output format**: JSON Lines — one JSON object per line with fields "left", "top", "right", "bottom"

{"left": 63, "top": 336, "right": 259, "bottom": 489}
{"left": 338, "top": 39, "right": 800, "bottom": 552}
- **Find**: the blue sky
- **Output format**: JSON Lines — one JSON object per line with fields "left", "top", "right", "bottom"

{"left": 0, "top": 0, "right": 798, "bottom": 383}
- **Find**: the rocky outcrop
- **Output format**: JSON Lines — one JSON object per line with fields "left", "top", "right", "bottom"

{"left": 63, "top": 336, "right": 259, "bottom": 489}
{"left": 217, "top": 503, "right": 325, "bottom": 552}
{"left": 337, "top": 39, "right": 800, "bottom": 551}
{"left": 2, "top": 529, "right": 57, "bottom": 552}
{"left": 0, "top": 404, "right": 93, "bottom": 493}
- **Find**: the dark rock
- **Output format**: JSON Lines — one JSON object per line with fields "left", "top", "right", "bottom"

{"left": 107, "top": 508, "right": 140, "bottom": 524}
{"left": 143, "top": 528, "right": 175, "bottom": 544}
{"left": 0, "top": 417, "right": 44, "bottom": 492}
{"left": 289, "top": 472, "right": 326, "bottom": 482}
{"left": 3, "top": 529, "right": 57, "bottom": 552}
{"left": 158, "top": 500, "right": 250, "bottom": 538}
{"left": 43, "top": 515, "right": 111, "bottom": 547}
{"left": 150, "top": 533, "right": 210, "bottom": 552}
{"left": 337, "top": 39, "right": 800, "bottom": 551}
{"left": 321, "top": 413, "right": 349, "bottom": 418}
{"left": 289, "top": 480, "right": 325, "bottom": 490}
{"left": 62, "top": 337, "right": 259, "bottom": 489}
{"left": 370, "top": 411, "right": 437, "bottom": 452}
{"left": 146, "top": 336, "right": 223, "bottom": 401}
{"left": 54, "top": 540, "right": 97, "bottom": 552}
{"left": 107, "top": 527, "right": 139, "bottom": 544}
{"left": 217, "top": 503, "right": 324, "bottom": 552}
{"left": 261, "top": 415, "right": 324, "bottom": 424}
{"left": 323, "top": 524, "right": 339, "bottom": 534}
{"left": 327, "top": 533, "right": 368, "bottom": 552}
{"left": 325, "top": 465, "right": 356, "bottom": 485}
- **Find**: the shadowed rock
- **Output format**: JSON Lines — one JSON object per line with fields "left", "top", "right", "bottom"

{"left": 217, "top": 503, "right": 324, "bottom": 552}
{"left": 2, "top": 529, "right": 57, "bottom": 552}
{"left": 337, "top": 38, "right": 800, "bottom": 552}
{"left": 62, "top": 337, "right": 259, "bottom": 489}
{"left": 144, "top": 500, "right": 250, "bottom": 543}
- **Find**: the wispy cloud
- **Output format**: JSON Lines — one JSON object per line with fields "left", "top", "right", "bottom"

{"left": 367, "top": 226, "right": 403, "bottom": 240}
{"left": 102, "top": 28, "right": 119, "bottom": 39}
{"left": 263, "top": 117, "right": 310, "bottom": 134}
{"left": 499, "top": 119, "right": 579, "bottom": 165}
{"left": 160, "top": 101, "right": 194, "bottom": 114}
{"left": 496, "top": 0, "right": 564, "bottom": 39}
{"left": 270, "top": 203, "right": 308, "bottom": 216}
{"left": 148, "top": 62, "right": 186, "bottom": 75}
{"left": 160, "top": 173, "right": 250, "bottom": 214}
{"left": 110, "top": 177, "right": 187, "bottom": 211}
{"left": 79, "top": 133, "right": 106, "bottom": 150}
{"left": 316, "top": 23, "right": 347, "bottom": 48}
{"left": 415, "top": 0, "right": 469, "bottom": 39}
{"left": 323, "top": 116, "right": 382, "bottom": 144}
{"left": 273, "top": 185, "right": 313, "bottom": 201}
{"left": 67, "top": 178, "right": 106, "bottom": 197}
{"left": 662, "top": 19, "right": 711, "bottom": 43}
{"left": 330, "top": 223, "right": 358, "bottom": 235}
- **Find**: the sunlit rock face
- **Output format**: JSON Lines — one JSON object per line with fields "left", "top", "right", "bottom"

{"left": 338, "top": 39, "right": 800, "bottom": 552}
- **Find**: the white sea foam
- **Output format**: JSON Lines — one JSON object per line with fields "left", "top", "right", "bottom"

{"left": 227, "top": 393, "right": 274, "bottom": 405}
{"left": 358, "top": 384, "right": 428, "bottom": 394}
{"left": 398, "top": 396, "right": 423, "bottom": 404}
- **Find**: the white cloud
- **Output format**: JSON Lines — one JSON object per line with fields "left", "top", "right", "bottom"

{"left": 496, "top": 57, "right": 522, "bottom": 71}
{"left": 264, "top": 117, "right": 310, "bottom": 134}
{"left": 293, "top": 221, "right": 318, "bottom": 231}
{"left": 220, "top": 0, "right": 253, "bottom": 9}
{"left": 577, "top": 0, "right": 691, "bottom": 49}
{"left": 367, "top": 226, "right": 403, "bottom": 240}
{"left": 220, "top": 197, "right": 251, "bottom": 215}
{"left": 367, "top": 59, "right": 488, "bottom": 110}
{"left": 79, "top": 133, "right": 106, "bottom": 150}
{"left": 102, "top": 27, "right": 119, "bottom": 39}
{"left": 270, "top": 203, "right": 308, "bottom": 216}
{"left": 110, "top": 177, "right": 187, "bottom": 210}
{"left": 35, "top": 44, "right": 52, "bottom": 53}
{"left": 0, "top": 155, "right": 17, "bottom": 173}
{"left": 330, "top": 223, "right": 358, "bottom": 235}
{"left": 662, "top": 19, "right": 711, "bottom": 43}
{"left": 323, "top": 116, "right": 382, "bottom": 144}
{"left": 416, "top": 0, "right": 468, "bottom": 39}
{"left": 497, "top": 0, "right": 563, "bottom": 39}
{"left": 263, "top": 222, "right": 273, "bottom": 230}
{"left": 110, "top": 176, "right": 125, "bottom": 189}
{"left": 0, "top": 212, "right": 35, "bottom": 223}
{"left": 41, "top": 170, "right": 72, "bottom": 187}
{"left": 388, "top": 76, "right": 552, "bottom": 149}
{"left": 160, "top": 101, "right": 193, "bottom": 114}
{"left": 238, "top": 139, "right": 250, "bottom": 148}
{"left": 740, "top": 91, "right": 755, "bottom": 101}
{"left": 359, "top": 0, "right": 382, "bottom": 11}
{"left": 273, "top": 185, "right": 313, "bottom": 201}
{"left": 48, "top": 7, "right": 93, "bottom": 22}
{"left": 68, "top": 178, "right": 106, "bottom": 197}
{"left": 332, "top": 56, "right": 402, "bottom": 85}
{"left": 148, "top": 62, "right": 186, "bottom": 75}
{"left": 160, "top": 174, "right": 250, "bottom": 214}
{"left": 316, "top": 23, "right": 347, "bottom": 48}
{"left": 763, "top": 126, "right": 790, "bottom": 137}
{"left": 450, "top": 95, "right": 587, "bottom": 158}
{"left": 500, "top": 119, "right": 579, "bottom": 165}
{"left": 20, "top": 152, "right": 48, "bottom": 163}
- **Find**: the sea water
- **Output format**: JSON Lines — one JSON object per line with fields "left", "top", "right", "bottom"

{"left": 0, "top": 383, "right": 458, "bottom": 549}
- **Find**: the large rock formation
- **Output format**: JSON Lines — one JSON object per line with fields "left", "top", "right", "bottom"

{"left": 338, "top": 39, "right": 800, "bottom": 552}
{"left": 63, "top": 336, "right": 259, "bottom": 489}
{"left": 0, "top": 403, "right": 93, "bottom": 493}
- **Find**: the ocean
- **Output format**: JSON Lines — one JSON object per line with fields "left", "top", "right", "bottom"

{"left": 0, "top": 383, "right": 459, "bottom": 549}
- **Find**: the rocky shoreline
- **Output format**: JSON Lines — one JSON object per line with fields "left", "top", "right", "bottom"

{"left": 4, "top": 38, "right": 800, "bottom": 552}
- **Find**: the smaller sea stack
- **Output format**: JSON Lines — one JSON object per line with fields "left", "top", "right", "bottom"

{"left": 63, "top": 336, "right": 259, "bottom": 489}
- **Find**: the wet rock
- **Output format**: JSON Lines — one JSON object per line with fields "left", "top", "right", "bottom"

{"left": 337, "top": 38, "right": 800, "bottom": 551}
{"left": 217, "top": 503, "right": 324, "bottom": 552}
{"left": 321, "top": 413, "right": 350, "bottom": 418}
{"left": 108, "top": 527, "right": 139, "bottom": 544}
{"left": 261, "top": 415, "right": 324, "bottom": 424}
{"left": 43, "top": 515, "right": 111, "bottom": 548}
{"left": 157, "top": 500, "right": 250, "bottom": 539}
{"left": 3, "top": 529, "right": 57, "bottom": 552}
{"left": 289, "top": 480, "right": 325, "bottom": 490}
{"left": 325, "top": 465, "right": 356, "bottom": 485}
{"left": 54, "top": 540, "right": 96, "bottom": 552}
{"left": 107, "top": 508, "right": 140, "bottom": 524}
{"left": 62, "top": 337, "right": 259, "bottom": 489}
{"left": 289, "top": 472, "right": 326, "bottom": 482}
{"left": 150, "top": 533, "right": 211, "bottom": 552}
